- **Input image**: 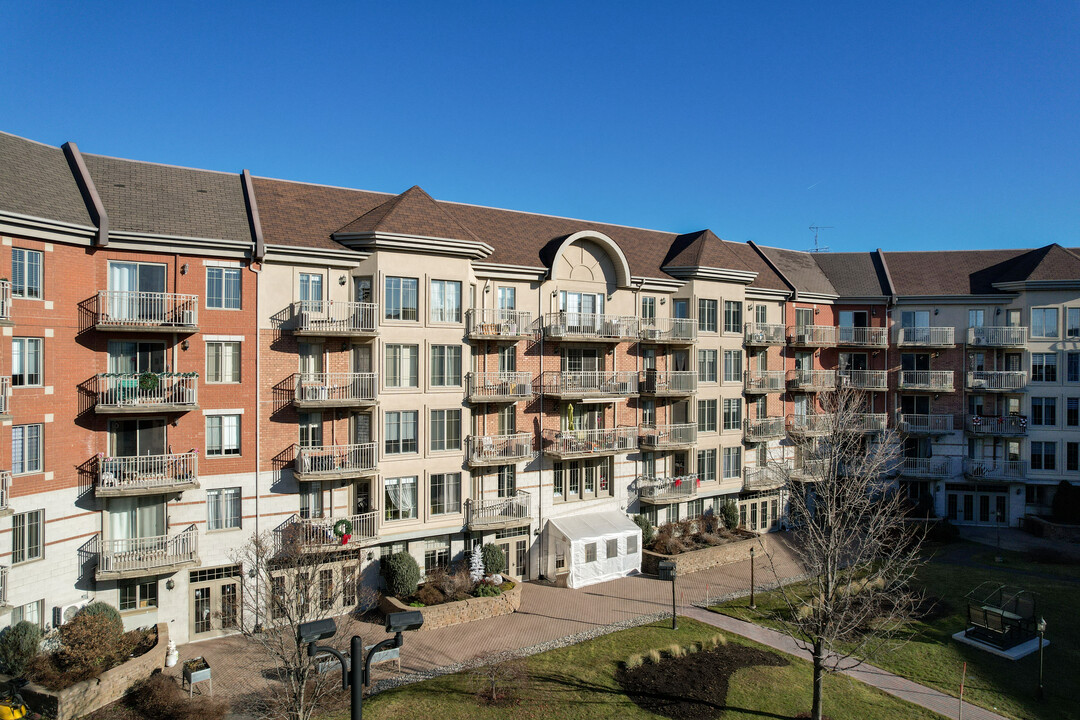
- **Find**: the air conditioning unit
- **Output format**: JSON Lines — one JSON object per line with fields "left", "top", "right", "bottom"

{"left": 972, "top": 336, "right": 985, "bottom": 346}
{"left": 54, "top": 599, "right": 91, "bottom": 627}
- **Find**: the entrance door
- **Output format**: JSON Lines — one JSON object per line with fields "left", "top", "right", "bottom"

{"left": 108, "top": 262, "right": 166, "bottom": 322}
{"left": 108, "top": 341, "right": 165, "bottom": 374}
{"left": 838, "top": 311, "right": 868, "bottom": 343}
{"left": 190, "top": 567, "right": 242, "bottom": 638}
{"left": 496, "top": 536, "right": 529, "bottom": 579}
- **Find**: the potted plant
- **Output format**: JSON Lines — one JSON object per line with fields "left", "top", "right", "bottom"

{"left": 183, "top": 656, "right": 212, "bottom": 690}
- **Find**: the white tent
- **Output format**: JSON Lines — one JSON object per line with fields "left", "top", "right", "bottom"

{"left": 547, "top": 511, "right": 642, "bottom": 589}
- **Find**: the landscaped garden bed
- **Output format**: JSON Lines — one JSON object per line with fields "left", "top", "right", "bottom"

{"left": 639, "top": 513, "right": 775, "bottom": 575}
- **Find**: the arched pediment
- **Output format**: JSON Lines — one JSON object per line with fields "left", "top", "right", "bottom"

{"left": 548, "top": 231, "right": 632, "bottom": 289}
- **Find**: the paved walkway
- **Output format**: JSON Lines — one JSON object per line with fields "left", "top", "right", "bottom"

{"left": 958, "top": 526, "right": 1080, "bottom": 559}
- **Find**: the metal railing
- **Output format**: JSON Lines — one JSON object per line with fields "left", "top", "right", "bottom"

{"left": 0, "top": 280, "right": 10, "bottom": 322}
{"left": 744, "top": 465, "right": 786, "bottom": 491}
{"left": 900, "top": 457, "right": 955, "bottom": 478}
{"left": 294, "top": 372, "right": 378, "bottom": 405}
{"left": 0, "top": 471, "right": 9, "bottom": 512}
{"left": 466, "top": 372, "right": 533, "bottom": 401}
{"left": 897, "top": 414, "right": 954, "bottom": 434}
{"left": 466, "top": 433, "right": 534, "bottom": 465}
{"left": 895, "top": 327, "right": 955, "bottom": 346}
{"left": 965, "top": 415, "right": 1028, "bottom": 436}
{"left": 745, "top": 416, "right": 785, "bottom": 441}
{"left": 639, "top": 317, "right": 697, "bottom": 343}
{"left": 837, "top": 326, "right": 888, "bottom": 346}
{"left": 537, "top": 370, "right": 639, "bottom": 397}
{"left": 966, "top": 371, "right": 1027, "bottom": 391}
{"left": 0, "top": 377, "right": 8, "bottom": 415}
{"left": 851, "top": 413, "right": 888, "bottom": 432}
{"left": 744, "top": 322, "right": 786, "bottom": 345}
{"left": 466, "top": 491, "right": 531, "bottom": 528}
{"left": 465, "top": 308, "right": 532, "bottom": 338}
{"left": 96, "top": 373, "right": 198, "bottom": 409}
{"left": 637, "top": 475, "right": 696, "bottom": 501}
{"left": 0, "top": 566, "right": 6, "bottom": 606}
{"left": 837, "top": 369, "right": 888, "bottom": 390}
{"left": 97, "top": 451, "right": 198, "bottom": 494}
{"left": 295, "top": 443, "right": 377, "bottom": 477}
{"left": 744, "top": 370, "right": 786, "bottom": 393}
{"left": 290, "top": 300, "right": 378, "bottom": 334}
{"left": 787, "top": 324, "right": 836, "bottom": 345}
{"left": 641, "top": 370, "right": 698, "bottom": 395}
{"left": 95, "top": 290, "right": 199, "bottom": 329}
{"left": 93, "top": 525, "right": 199, "bottom": 576}
{"left": 963, "top": 458, "right": 1027, "bottom": 481}
{"left": 968, "top": 326, "right": 1028, "bottom": 347}
{"left": 542, "top": 312, "right": 639, "bottom": 340}
{"left": 275, "top": 511, "right": 379, "bottom": 550}
{"left": 541, "top": 427, "right": 637, "bottom": 456}
{"left": 787, "top": 369, "right": 837, "bottom": 390}
{"left": 794, "top": 458, "right": 828, "bottom": 478}
{"left": 898, "top": 370, "right": 954, "bottom": 391}
{"left": 787, "top": 414, "right": 835, "bottom": 435}
{"left": 638, "top": 423, "right": 696, "bottom": 449}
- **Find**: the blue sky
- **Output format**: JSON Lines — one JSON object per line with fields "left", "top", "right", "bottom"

{"left": 2, "top": 2, "right": 1077, "bottom": 252}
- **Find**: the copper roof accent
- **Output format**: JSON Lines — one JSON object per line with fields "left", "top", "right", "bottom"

{"left": 335, "top": 185, "right": 482, "bottom": 243}
{"left": 0, "top": 131, "right": 93, "bottom": 228}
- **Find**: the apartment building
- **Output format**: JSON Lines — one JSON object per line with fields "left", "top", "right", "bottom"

{"left": 1, "top": 129, "right": 1077, "bottom": 643}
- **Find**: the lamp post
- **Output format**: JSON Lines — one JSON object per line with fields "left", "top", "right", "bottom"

{"left": 658, "top": 560, "right": 677, "bottom": 630}
{"left": 749, "top": 546, "right": 756, "bottom": 610}
{"left": 1036, "top": 616, "right": 1046, "bottom": 701}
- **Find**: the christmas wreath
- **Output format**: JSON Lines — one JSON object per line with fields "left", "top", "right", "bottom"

{"left": 333, "top": 518, "right": 353, "bottom": 545}
{"left": 138, "top": 371, "right": 160, "bottom": 392}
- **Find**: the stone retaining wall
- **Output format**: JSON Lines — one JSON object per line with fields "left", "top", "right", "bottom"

{"left": 1025, "top": 515, "right": 1080, "bottom": 543}
{"left": 642, "top": 532, "right": 777, "bottom": 575}
{"left": 380, "top": 577, "right": 521, "bottom": 632}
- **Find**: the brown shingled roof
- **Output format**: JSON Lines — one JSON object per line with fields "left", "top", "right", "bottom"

{"left": 755, "top": 245, "right": 837, "bottom": 295}
{"left": 0, "top": 132, "right": 93, "bottom": 229}
{"left": 812, "top": 252, "right": 891, "bottom": 296}
{"left": 335, "top": 185, "right": 482, "bottom": 243}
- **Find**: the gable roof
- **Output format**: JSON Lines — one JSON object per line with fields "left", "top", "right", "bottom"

{"left": 754, "top": 245, "right": 837, "bottom": 296}
{"left": 0, "top": 131, "right": 93, "bottom": 229}
{"left": 335, "top": 185, "right": 482, "bottom": 243}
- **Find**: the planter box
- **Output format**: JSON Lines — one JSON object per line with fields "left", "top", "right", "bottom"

{"left": 642, "top": 533, "right": 779, "bottom": 575}
{"left": 379, "top": 576, "right": 522, "bottom": 632}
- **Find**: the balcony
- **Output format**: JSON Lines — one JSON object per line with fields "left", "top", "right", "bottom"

{"left": 294, "top": 443, "right": 377, "bottom": 482}
{"left": 899, "top": 457, "right": 955, "bottom": 479}
{"left": 93, "top": 291, "right": 199, "bottom": 333}
{"left": 0, "top": 377, "right": 9, "bottom": 418}
{"left": 541, "top": 427, "right": 637, "bottom": 459}
{"left": 466, "top": 308, "right": 533, "bottom": 340}
{"left": 637, "top": 475, "right": 696, "bottom": 504}
{"left": 0, "top": 280, "right": 11, "bottom": 325}
{"left": 274, "top": 511, "right": 379, "bottom": 552}
{"left": 95, "top": 373, "right": 198, "bottom": 414}
{"left": 792, "top": 458, "right": 827, "bottom": 480}
{"left": 744, "top": 416, "right": 785, "bottom": 441}
{"left": 744, "top": 322, "right": 786, "bottom": 346}
{"left": 966, "top": 371, "right": 1027, "bottom": 392}
{"left": 965, "top": 415, "right": 1028, "bottom": 437}
{"left": 465, "top": 491, "right": 532, "bottom": 530}
{"left": 968, "top": 326, "right": 1028, "bottom": 347}
{"left": 466, "top": 372, "right": 533, "bottom": 403}
{"left": 898, "top": 370, "right": 954, "bottom": 392}
{"left": 743, "top": 465, "right": 786, "bottom": 492}
{"left": 787, "top": 414, "right": 835, "bottom": 436}
{"left": 0, "top": 566, "right": 7, "bottom": 607}
{"left": 641, "top": 370, "right": 697, "bottom": 396}
{"left": 96, "top": 451, "right": 199, "bottom": 497}
{"left": 787, "top": 369, "right": 837, "bottom": 392}
{"left": 288, "top": 301, "right": 378, "bottom": 337}
{"left": 787, "top": 325, "right": 836, "bottom": 347}
{"left": 294, "top": 372, "right": 378, "bottom": 409}
{"left": 466, "top": 433, "right": 534, "bottom": 467}
{"left": 638, "top": 423, "right": 697, "bottom": 451}
{"left": 0, "top": 471, "right": 9, "bottom": 516}
{"left": 537, "top": 371, "right": 638, "bottom": 399}
{"left": 837, "top": 370, "right": 888, "bottom": 391}
{"left": 744, "top": 370, "right": 786, "bottom": 394}
{"left": 897, "top": 414, "right": 954, "bottom": 435}
{"left": 89, "top": 525, "right": 199, "bottom": 580}
{"left": 639, "top": 317, "right": 697, "bottom": 344}
{"left": 895, "top": 327, "right": 955, "bottom": 347}
{"left": 851, "top": 413, "right": 888, "bottom": 432}
{"left": 836, "top": 326, "right": 888, "bottom": 347}
{"left": 963, "top": 458, "right": 1027, "bottom": 482}
{"left": 541, "top": 312, "right": 638, "bottom": 342}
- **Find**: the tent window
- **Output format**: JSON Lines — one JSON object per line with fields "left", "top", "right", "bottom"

{"left": 606, "top": 539, "right": 618, "bottom": 558}
{"left": 585, "top": 543, "right": 597, "bottom": 563}
{"left": 627, "top": 535, "right": 638, "bottom": 554}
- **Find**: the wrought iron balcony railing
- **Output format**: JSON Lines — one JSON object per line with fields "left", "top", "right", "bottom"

{"left": 836, "top": 326, "right": 888, "bottom": 347}
{"left": 787, "top": 369, "right": 837, "bottom": 391}
{"left": 837, "top": 369, "right": 888, "bottom": 390}
{"left": 963, "top": 458, "right": 1026, "bottom": 481}
{"left": 289, "top": 300, "right": 378, "bottom": 336}
{"left": 537, "top": 370, "right": 639, "bottom": 398}
{"left": 897, "top": 414, "right": 954, "bottom": 434}
{"left": 899, "top": 457, "right": 955, "bottom": 478}
{"left": 966, "top": 371, "right": 1027, "bottom": 392}
{"left": 541, "top": 427, "right": 637, "bottom": 458}
{"left": 96, "top": 451, "right": 199, "bottom": 496}
{"left": 744, "top": 416, "right": 785, "bottom": 441}
{"left": 89, "top": 524, "right": 199, "bottom": 579}
{"left": 743, "top": 465, "right": 787, "bottom": 491}
{"left": 294, "top": 443, "right": 377, "bottom": 481}
{"left": 274, "top": 511, "right": 379, "bottom": 551}
{"left": 965, "top": 414, "right": 1028, "bottom": 436}
{"left": 744, "top": 370, "right": 786, "bottom": 393}
{"left": 638, "top": 423, "right": 696, "bottom": 450}
{"left": 898, "top": 370, "right": 954, "bottom": 391}
{"left": 787, "top": 324, "right": 836, "bottom": 346}
{"left": 542, "top": 312, "right": 639, "bottom": 341}
{"left": 637, "top": 475, "right": 696, "bottom": 502}
{"left": 96, "top": 373, "right": 198, "bottom": 412}
{"left": 465, "top": 308, "right": 533, "bottom": 339}
{"left": 641, "top": 370, "right": 697, "bottom": 396}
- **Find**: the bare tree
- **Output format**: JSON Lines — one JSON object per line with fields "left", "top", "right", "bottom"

{"left": 231, "top": 527, "right": 379, "bottom": 720}
{"left": 765, "top": 384, "right": 925, "bottom": 720}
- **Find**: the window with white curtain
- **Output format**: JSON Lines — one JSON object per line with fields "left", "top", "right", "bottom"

{"left": 12, "top": 248, "right": 42, "bottom": 299}
{"left": 384, "top": 277, "right": 418, "bottom": 321}
{"left": 298, "top": 412, "right": 322, "bottom": 447}
{"left": 497, "top": 287, "right": 516, "bottom": 310}
{"left": 206, "top": 414, "right": 241, "bottom": 456}
{"left": 384, "top": 411, "right": 418, "bottom": 454}
{"left": 430, "top": 280, "right": 462, "bottom": 322}
{"left": 12, "top": 509, "right": 43, "bottom": 563}
{"left": 723, "top": 446, "right": 742, "bottom": 478}
{"left": 300, "top": 484, "right": 323, "bottom": 519}
{"left": 206, "top": 267, "right": 241, "bottom": 309}
{"left": 12, "top": 338, "right": 42, "bottom": 386}
{"left": 12, "top": 424, "right": 42, "bottom": 475}
{"left": 207, "top": 487, "right": 242, "bottom": 530}
{"left": 430, "top": 473, "right": 461, "bottom": 515}
{"left": 430, "top": 345, "right": 462, "bottom": 386}
{"left": 206, "top": 341, "right": 241, "bottom": 383}
{"left": 384, "top": 476, "right": 418, "bottom": 521}
{"left": 299, "top": 273, "right": 323, "bottom": 308}
{"left": 385, "top": 345, "right": 418, "bottom": 388}
{"left": 723, "top": 350, "right": 743, "bottom": 382}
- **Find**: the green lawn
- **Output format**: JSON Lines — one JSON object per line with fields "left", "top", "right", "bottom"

{"left": 712, "top": 542, "right": 1080, "bottom": 720}
{"left": 335, "top": 618, "right": 944, "bottom": 720}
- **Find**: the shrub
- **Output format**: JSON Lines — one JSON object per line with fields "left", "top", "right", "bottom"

{"left": 647, "top": 648, "right": 662, "bottom": 664}
{"left": 384, "top": 552, "right": 421, "bottom": 598}
{"left": 700, "top": 509, "right": 721, "bottom": 535}
{"left": 720, "top": 500, "right": 739, "bottom": 530}
{"left": 474, "top": 582, "right": 503, "bottom": 598}
{"left": 0, "top": 620, "right": 42, "bottom": 675}
{"left": 76, "top": 602, "right": 124, "bottom": 633}
{"left": 470, "top": 657, "right": 528, "bottom": 706}
{"left": 432, "top": 565, "right": 475, "bottom": 601}
{"left": 633, "top": 514, "right": 655, "bottom": 547}
{"left": 126, "top": 671, "right": 228, "bottom": 720}
{"left": 927, "top": 519, "right": 960, "bottom": 544}
{"left": 668, "top": 643, "right": 685, "bottom": 658}
{"left": 1052, "top": 481, "right": 1080, "bottom": 524}
{"left": 415, "top": 583, "right": 445, "bottom": 606}
{"left": 58, "top": 612, "right": 124, "bottom": 676}
{"left": 624, "top": 653, "right": 643, "bottom": 669}
{"left": 481, "top": 543, "right": 505, "bottom": 576}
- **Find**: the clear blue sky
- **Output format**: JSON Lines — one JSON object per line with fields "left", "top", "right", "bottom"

{"left": 2, "top": 2, "right": 1077, "bottom": 252}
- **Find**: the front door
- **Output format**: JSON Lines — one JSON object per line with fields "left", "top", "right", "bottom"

{"left": 189, "top": 566, "right": 242, "bottom": 638}
{"left": 496, "top": 535, "right": 530, "bottom": 580}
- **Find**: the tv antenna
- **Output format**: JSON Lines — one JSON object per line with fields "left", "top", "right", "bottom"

{"left": 808, "top": 225, "right": 833, "bottom": 253}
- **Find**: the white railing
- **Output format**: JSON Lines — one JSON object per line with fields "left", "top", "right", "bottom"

{"left": 898, "top": 370, "right": 954, "bottom": 391}
{"left": 837, "top": 326, "right": 888, "bottom": 346}
{"left": 97, "top": 451, "right": 198, "bottom": 494}
{"left": 965, "top": 415, "right": 1028, "bottom": 436}
{"left": 639, "top": 317, "right": 697, "bottom": 343}
{"left": 788, "top": 325, "right": 836, "bottom": 345}
{"left": 275, "top": 511, "right": 379, "bottom": 550}
{"left": 466, "top": 308, "right": 532, "bottom": 338}
{"left": 745, "top": 416, "right": 785, "bottom": 440}
{"left": 0, "top": 566, "right": 6, "bottom": 605}
{"left": 94, "top": 525, "right": 199, "bottom": 576}
{"left": 291, "top": 300, "right": 378, "bottom": 334}
{"left": 963, "top": 458, "right": 1027, "bottom": 481}
{"left": 542, "top": 312, "right": 639, "bottom": 340}
{"left": 744, "top": 322, "right": 786, "bottom": 344}
{"left": 966, "top": 371, "right": 1027, "bottom": 391}
{"left": 895, "top": 327, "right": 955, "bottom": 346}
{"left": 466, "top": 433, "right": 534, "bottom": 464}
{"left": 795, "top": 458, "right": 827, "bottom": 477}
{"left": 295, "top": 443, "right": 377, "bottom": 477}
{"left": 538, "top": 370, "right": 639, "bottom": 397}
{"left": 787, "top": 369, "right": 837, "bottom": 390}
{"left": 744, "top": 370, "right": 786, "bottom": 393}
{"left": 639, "top": 423, "right": 697, "bottom": 449}
{"left": 466, "top": 372, "right": 533, "bottom": 401}
{"left": 637, "top": 475, "right": 696, "bottom": 501}
{"left": 96, "top": 290, "right": 199, "bottom": 329}
{"left": 968, "top": 326, "right": 1028, "bottom": 347}
{"left": 0, "top": 471, "right": 9, "bottom": 512}
{"left": 897, "top": 414, "right": 954, "bottom": 434}
{"left": 295, "top": 372, "right": 377, "bottom": 405}
{"left": 0, "top": 377, "right": 8, "bottom": 415}
{"left": 0, "top": 280, "right": 10, "bottom": 322}
{"left": 641, "top": 370, "right": 698, "bottom": 395}
{"left": 837, "top": 369, "right": 888, "bottom": 390}
{"left": 744, "top": 465, "right": 786, "bottom": 491}
{"left": 851, "top": 413, "right": 888, "bottom": 432}
{"left": 541, "top": 427, "right": 637, "bottom": 456}
{"left": 900, "top": 457, "right": 955, "bottom": 478}
{"left": 96, "top": 373, "right": 198, "bottom": 409}
{"left": 466, "top": 491, "right": 531, "bottom": 528}
{"left": 787, "top": 414, "right": 835, "bottom": 435}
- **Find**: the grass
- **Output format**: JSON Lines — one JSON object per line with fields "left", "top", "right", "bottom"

{"left": 712, "top": 541, "right": 1080, "bottom": 720}
{"left": 331, "top": 618, "right": 943, "bottom": 720}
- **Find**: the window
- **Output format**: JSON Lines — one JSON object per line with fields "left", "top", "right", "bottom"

{"left": 120, "top": 580, "right": 158, "bottom": 611}
{"left": 497, "top": 404, "right": 516, "bottom": 434}
{"left": 722, "top": 350, "right": 743, "bottom": 382}
{"left": 12, "top": 424, "right": 42, "bottom": 475}
{"left": 1032, "top": 353, "right": 1058, "bottom": 382}
{"left": 1069, "top": 442, "right": 1079, "bottom": 472}
{"left": 384, "top": 476, "right": 418, "bottom": 521}
{"left": 627, "top": 534, "right": 638, "bottom": 555}
{"left": 968, "top": 309, "right": 985, "bottom": 328}
{"left": 698, "top": 400, "right": 717, "bottom": 432}
{"left": 206, "top": 414, "right": 241, "bottom": 456}
{"left": 384, "top": 411, "right": 418, "bottom": 454}
{"left": 498, "top": 345, "right": 516, "bottom": 373}
{"left": 722, "top": 447, "right": 742, "bottom": 478}
{"left": 299, "top": 273, "right": 323, "bottom": 305}
{"left": 271, "top": 576, "right": 286, "bottom": 619}
{"left": 606, "top": 538, "right": 618, "bottom": 559}
{"left": 698, "top": 299, "right": 717, "bottom": 332}
{"left": 12, "top": 510, "right": 43, "bottom": 563}
{"left": 641, "top": 297, "right": 656, "bottom": 321}
{"left": 11, "top": 248, "right": 42, "bottom": 299}
{"left": 206, "top": 267, "right": 241, "bottom": 309}
{"left": 584, "top": 543, "right": 597, "bottom": 563}
{"left": 12, "top": 338, "right": 42, "bottom": 386}
{"left": 207, "top": 487, "right": 242, "bottom": 530}
{"left": 1070, "top": 353, "right": 1080, "bottom": 383}
{"left": 1068, "top": 308, "right": 1080, "bottom": 338}
{"left": 206, "top": 341, "right": 241, "bottom": 383}
{"left": 384, "top": 277, "right": 419, "bottom": 321}
{"left": 430, "top": 473, "right": 461, "bottom": 515}
{"left": 641, "top": 399, "right": 655, "bottom": 426}
{"left": 430, "top": 280, "right": 462, "bottom": 322}
{"left": 497, "top": 287, "right": 516, "bottom": 310}
{"left": 299, "top": 485, "right": 323, "bottom": 519}
{"left": 723, "top": 398, "right": 742, "bottom": 431}
{"left": 1069, "top": 398, "right": 1079, "bottom": 427}
{"left": 1031, "top": 308, "right": 1059, "bottom": 338}
{"left": 498, "top": 465, "right": 516, "bottom": 497}
{"left": 723, "top": 301, "right": 742, "bottom": 333}
{"left": 697, "top": 350, "right": 717, "bottom": 382}
{"left": 687, "top": 499, "right": 704, "bottom": 518}
{"left": 1031, "top": 397, "right": 1056, "bottom": 426}
{"left": 11, "top": 600, "right": 43, "bottom": 630}
{"left": 318, "top": 569, "right": 334, "bottom": 611}
{"left": 385, "top": 345, "right": 419, "bottom": 388}
{"left": 424, "top": 537, "right": 450, "bottom": 575}
{"left": 697, "top": 449, "right": 716, "bottom": 483}
{"left": 1031, "top": 441, "right": 1056, "bottom": 470}
{"left": 298, "top": 412, "right": 322, "bottom": 447}
{"left": 429, "top": 409, "right": 461, "bottom": 451}
{"left": 430, "top": 345, "right": 462, "bottom": 386}
{"left": 553, "top": 463, "right": 564, "bottom": 498}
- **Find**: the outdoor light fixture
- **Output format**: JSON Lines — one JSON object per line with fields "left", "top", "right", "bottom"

{"left": 165, "top": 579, "right": 175, "bottom": 591}
{"left": 1036, "top": 616, "right": 1047, "bottom": 701}
{"left": 180, "top": 263, "right": 188, "bottom": 275}
{"left": 658, "top": 560, "right": 677, "bottom": 630}
{"left": 181, "top": 340, "right": 190, "bottom": 351}
{"left": 749, "top": 546, "right": 757, "bottom": 610}
{"left": 339, "top": 275, "right": 347, "bottom": 285}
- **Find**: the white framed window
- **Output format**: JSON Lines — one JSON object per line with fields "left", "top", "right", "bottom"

{"left": 497, "top": 286, "right": 516, "bottom": 310}
{"left": 698, "top": 400, "right": 717, "bottom": 432}
{"left": 1068, "top": 308, "right": 1080, "bottom": 339}
{"left": 384, "top": 276, "right": 418, "bottom": 321}
{"left": 430, "top": 473, "right": 461, "bottom": 515}
{"left": 424, "top": 536, "right": 451, "bottom": 575}
{"left": 206, "top": 341, "right": 241, "bottom": 383}
{"left": 12, "top": 424, "right": 42, "bottom": 475}
{"left": 206, "top": 267, "right": 241, "bottom": 309}
{"left": 384, "top": 411, "right": 418, "bottom": 454}
{"left": 697, "top": 449, "right": 716, "bottom": 483}
{"left": 299, "top": 273, "right": 323, "bottom": 305}
{"left": 498, "top": 465, "right": 516, "bottom": 497}
{"left": 722, "top": 446, "right": 742, "bottom": 478}
{"left": 207, "top": 487, "right": 242, "bottom": 530}
{"left": 300, "top": 484, "right": 323, "bottom": 519}
{"left": 119, "top": 579, "right": 158, "bottom": 611}
{"left": 606, "top": 538, "right": 618, "bottom": 559}
{"left": 384, "top": 476, "right": 418, "bottom": 521}
{"left": 430, "top": 280, "right": 462, "bottom": 323}
{"left": 584, "top": 542, "right": 597, "bottom": 563}
{"left": 1031, "top": 441, "right": 1056, "bottom": 471}
{"left": 722, "top": 350, "right": 743, "bottom": 383}
{"left": 12, "top": 509, "right": 43, "bottom": 564}
{"left": 429, "top": 409, "right": 461, "bottom": 452}
{"left": 430, "top": 345, "right": 462, "bottom": 386}
{"left": 723, "top": 301, "right": 742, "bottom": 333}
{"left": 1031, "top": 353, "right": 1057, "bottom": 383}
{"left": 12, "top": 338, "right": 42, "bottom": 386}
{"left": 641, "top": 297, "right": 656, "bottom": 322}
{"left": 698, "top": 350, "right": 717, "bottom": 382}
{"left": 298, "top": 412, "right": 322, "bottom": 447}
{"left": 723, "top": 398, "right": 742, "bottom": 431}
{"left": 698, "top": 299, "right": 717, "bottom": 332}
{"left": 12, "top": 248, "right": 42, "bottom": 299}
{"left": 206, "top": 414, "right": 241, "bottom": 457}
{"left": 11, "top": 599, "right": 44, "bottom": 629}
{"left": 1031, "top": 397, "right": 1056, "bottom": 426}
{"left": 385, "top": 345, "right": 418, "bottom": 388}
{"left": 1031, "top": 308, "right": 1059, "bottom": 338}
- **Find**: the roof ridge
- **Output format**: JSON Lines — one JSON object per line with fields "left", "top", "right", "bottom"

{"left": 0, "top": 129, "right": 63, "bottom": 150}
{"left": 83, "top": 151, "right": 241, "bottom": 178}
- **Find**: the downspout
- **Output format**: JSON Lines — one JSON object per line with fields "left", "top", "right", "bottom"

{"left": 537, "top": 282, "right": 546, "bottom": 579}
